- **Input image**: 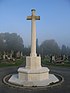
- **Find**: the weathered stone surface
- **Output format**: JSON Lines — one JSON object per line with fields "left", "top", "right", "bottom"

{"left": 8, "top": 74, "right": 59, "bottom": 86}
{"left": 8, "top": 9, "right": 59, "bottom": 86}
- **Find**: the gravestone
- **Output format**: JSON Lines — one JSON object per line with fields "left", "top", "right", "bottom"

{"left": 16, "top": 51, "right": 20, "bottom": 58}
{"left": 20, "top": 52, "right": 23, "bottom": 57}
{"left": 3, "top": 52, "right": 6, "bottom": 59}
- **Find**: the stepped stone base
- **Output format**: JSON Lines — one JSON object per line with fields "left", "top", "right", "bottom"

{"left": 18, "top": 67, "right": 49, "bottom": 81}
{"left": 8, "top": 73, "right": 59, "bottom": 86}
{"left": 8, "top": 56, "right": 59, "bottom": 86}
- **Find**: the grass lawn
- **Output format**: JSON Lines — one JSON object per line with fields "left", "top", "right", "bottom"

{"left": 0, "top": 57, "right": 70, "bottom": 68}
{"left": 0, "top": 58, "right": 25, "bottom": 67}
{"left": 42, "top": 59, "right": 70, "bottom": 67}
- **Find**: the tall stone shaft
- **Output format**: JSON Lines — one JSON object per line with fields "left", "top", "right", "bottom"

{"left": 27, "top": 9, "right": 40, "bottom": 57}
{"left": 31, "top": 10, "right": 36, "bottom": 56}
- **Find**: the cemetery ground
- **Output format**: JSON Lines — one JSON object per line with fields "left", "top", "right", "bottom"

{"left": 0, "top": 56, "right": 70, "bottom": 68}
{"left": 0, "top": 57, "right": 70, "bottom": 93}
{"left": 42, "top": 57, "right": 70, "bottom": 67}
{"left": 0, "top": 58, "right": 25, "bottom": 67}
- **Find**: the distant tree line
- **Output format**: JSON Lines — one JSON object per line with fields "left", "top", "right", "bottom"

{"left": 37, "top": 39, "right": 70, "bottom": 58}
{"left": 39, "top": 40, "right": 70, "bottom": 58}
{"left": 0, "top": 33, "right": 70, "bottom": 58}
{"left": 0, "top": 33, "right": 24, "bottom": 53}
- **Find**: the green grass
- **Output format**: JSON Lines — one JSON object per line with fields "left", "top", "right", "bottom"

{"left": 0, "top": 57, "right": 70, "bottom": 68}
{"left": 0, "top": 58, "right": 25, "bottom": 67}
{"left": 42, "top": 59, "right": 70, "bottom": 67}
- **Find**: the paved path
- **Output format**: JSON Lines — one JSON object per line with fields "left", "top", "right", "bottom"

{"left": 0, "top": 66, "right": 70, "bottom": 93}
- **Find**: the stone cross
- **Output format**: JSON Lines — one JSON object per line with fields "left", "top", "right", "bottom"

{"left": 27, "top": 9, "right": 40, "bottom": 57}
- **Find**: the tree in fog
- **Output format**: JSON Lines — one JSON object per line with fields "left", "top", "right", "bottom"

{"left": 61, "top": 45, "right": 67, "bottom": 55}
{"left": 23, "top": 47, "right": 30, "bottom": 56}
{"left": 0, "top": 33, "right": 24, "bottom": 53}
{"left": 40, "top": 39, "right": 60, "bottom": 57}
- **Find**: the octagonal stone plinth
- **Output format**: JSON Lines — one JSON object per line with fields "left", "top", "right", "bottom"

{"left": 18, "top": 67, "right": 49, "bottom": 81}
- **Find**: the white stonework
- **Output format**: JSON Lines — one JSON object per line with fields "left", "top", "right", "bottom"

{"left": 26, "top": 56, "right": 41, "bottom": 69}
{"left": 18, "top": 67, "right": 49, "bottom": 81}
{"left": 8, "top": 9, "right": 59, "bottom": 86}
{"left": 9, "top": 74, "right": 59, "bottom": 86}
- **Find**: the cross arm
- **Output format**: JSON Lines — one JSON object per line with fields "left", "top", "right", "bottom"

{"left": 27, "top": 16, "right": 32, "bottom": 20}
{"left": 27, "top": 16, "right": 40, "bottom": 20}
{"left": 35, "top": 16, "right": 40, "bottom": 20}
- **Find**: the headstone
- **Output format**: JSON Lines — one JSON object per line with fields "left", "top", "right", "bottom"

{"left": 52, "top": 55, "right": 55, "bottom": 63}
{"left": 3, "top": 52, "right": 6, "bottom": 59}
{"left": 50, "top": 55, "right": 52, "bottom": 62}
{"left": 63, "top": 55, "right": 65, "bottom": 60}
{"left": 20, "top": 52, "right": 23, "bottom": 57}
{"left": 16, "top": 51, "right": 20, "bottom": 58}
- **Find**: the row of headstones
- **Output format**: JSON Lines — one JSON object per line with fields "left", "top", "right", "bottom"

{"left": 45, "top": 55, "right": 70, "bottom": 63}
{"left": 0, "top": 51, "right": 23, "bottom": 60}
{"left": 50, "top": 55, "right": 66, "bottom": 63}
